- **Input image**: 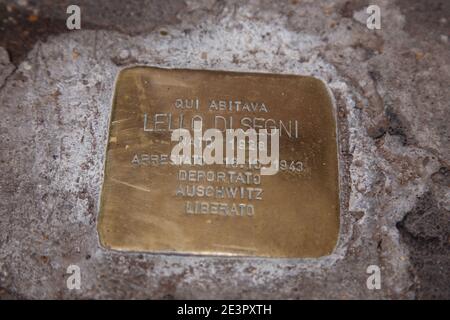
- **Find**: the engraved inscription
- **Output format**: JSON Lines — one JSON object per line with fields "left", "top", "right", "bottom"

{"left": 98, "top": 67, "right": 340, "bottom": 258}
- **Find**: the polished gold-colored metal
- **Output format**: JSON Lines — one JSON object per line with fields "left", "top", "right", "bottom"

{"left": 98, "top": 67, "right": 340, "bottom": 258}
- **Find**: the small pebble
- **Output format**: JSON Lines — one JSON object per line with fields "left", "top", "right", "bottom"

{"left": 119, "top": 49, "right": 130, "bottom": 60}
{"left": 27, "top": 14, "right": 38, "bottom": 23}
{"left": 22, "top": 61, "right": 32, "bottom": 70}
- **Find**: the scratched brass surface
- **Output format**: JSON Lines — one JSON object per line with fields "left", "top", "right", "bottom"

{"left": 98, "top": 67, "right": 340, "bottom": 258}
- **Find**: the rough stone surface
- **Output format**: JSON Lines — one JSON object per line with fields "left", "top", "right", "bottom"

{"left": 0, "top": 0, "right": 449, "bottom": 299}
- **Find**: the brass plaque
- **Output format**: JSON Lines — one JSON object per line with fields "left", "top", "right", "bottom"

{"left": 98, "top": 67, "right": 340, "bottom": 258}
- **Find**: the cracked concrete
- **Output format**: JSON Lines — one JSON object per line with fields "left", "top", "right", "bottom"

{"left": 0, "top": 0, "right": 449, "bottom": 299}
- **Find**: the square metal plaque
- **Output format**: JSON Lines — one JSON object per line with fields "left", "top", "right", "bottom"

{"left": 98, "top": 67, "right": 340, "bottom": 258}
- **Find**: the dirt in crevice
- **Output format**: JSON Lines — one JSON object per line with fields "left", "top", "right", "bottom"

{"left": 0, "top": 0, "right": 186, "bottom": 65}
{"left": 396, "top": 191, "right": 450, "bottom": 299}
